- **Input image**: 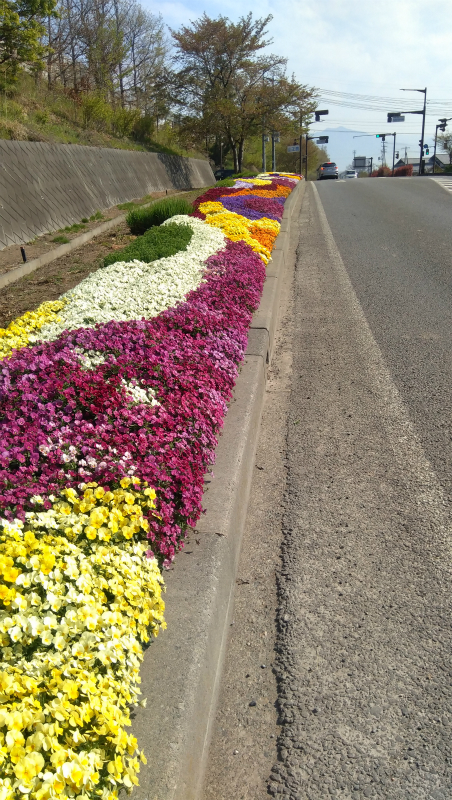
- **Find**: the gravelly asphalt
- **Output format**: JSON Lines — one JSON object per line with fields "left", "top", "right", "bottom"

{"left": 270, "top": 181, "right": 452, "bottom": 800}
{"left": 203, "top": 179, "right": 452, "bottom": 800}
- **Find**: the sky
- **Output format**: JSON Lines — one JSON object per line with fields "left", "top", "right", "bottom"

{"left": 143, "top": 0, "right": 452, "bottom": 170}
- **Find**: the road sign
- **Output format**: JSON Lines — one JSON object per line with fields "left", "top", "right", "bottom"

{"left": 387, "top": 114, "right": 405, "bottom": 123}
{"left": 287, "top": 145, "right": 300, "bottom": 153}
{"left": 353, "top": 157, "right": 367, "bottom": 168}
{"left": 317, "top": 136, "right": 329, "bottom": 144}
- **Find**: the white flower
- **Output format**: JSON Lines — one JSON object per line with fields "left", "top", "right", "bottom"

{"left": 121, "top": 379, "right": 160, "bottom": 407}
{"left": 8, "top": 625, "right": 22, "bottom": 642}
{"left": 35, "top": 217, "right": 226, "bottom": 341}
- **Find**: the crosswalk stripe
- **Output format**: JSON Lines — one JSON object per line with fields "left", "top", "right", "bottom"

{"left": 429, "top": 177, "right": 452, "bottom": 194}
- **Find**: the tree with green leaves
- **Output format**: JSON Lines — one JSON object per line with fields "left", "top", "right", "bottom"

{"left": 437, "top": 130, "right": 452, "bottom": 164}
{"left": 171, "top": 13, "right": 317, "bottom": 172}
{"left": 0, "top": 0, "right": 57, "bottom": 79}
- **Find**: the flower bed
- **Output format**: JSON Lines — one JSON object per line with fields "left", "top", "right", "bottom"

{"left": 0, "top": 172, "right": 300, "bottom": 799}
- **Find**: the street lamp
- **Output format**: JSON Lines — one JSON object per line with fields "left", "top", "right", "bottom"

{"left": 433, "top": 118, "right": 451, "bottom": 174}
{"left": 400, "top": 88, "right": 427, "bottom": 175}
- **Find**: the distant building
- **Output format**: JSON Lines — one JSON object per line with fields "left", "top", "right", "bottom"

{"left": 394, "top": 153, "right": 451, "bottom": 173}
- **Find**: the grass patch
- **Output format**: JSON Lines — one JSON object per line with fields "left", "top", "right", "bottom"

{"left": 90, "top": 211, "right": 103, "bottom": 221}
{"left": 52, "top": 235, "right": 70, "bottom": 244}
{"left": 126, "top": 197, "right": 194, "bottom": 235}
{"left": 117, "top": 194, "right": 154, "bottom": 212}
{"left": 63, "top": 223, "right": 86, "bottom": 233}
{"left": 103, "top": 223, "right": 193, "bottom": 268}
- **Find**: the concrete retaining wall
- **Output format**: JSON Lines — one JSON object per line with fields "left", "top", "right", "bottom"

{"left": 0, "top": 141, "right": 214, "bottom": 250}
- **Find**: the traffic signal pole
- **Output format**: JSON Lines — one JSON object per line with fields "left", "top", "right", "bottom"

{"left": 392, "top": 133, "right": 396, "bottom": 176}
{"left": 305, "top": 109, "right": 328, "bottom": 180}
{"left": 400, "top": 88, "right": 427, "bottom": 175}
{"left": 419, "top": 88, "right": 427, "bottom": 175}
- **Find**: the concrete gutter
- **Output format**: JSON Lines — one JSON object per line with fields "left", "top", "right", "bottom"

{"left": 131, "top": 179, "right": 306, "bottom": 800}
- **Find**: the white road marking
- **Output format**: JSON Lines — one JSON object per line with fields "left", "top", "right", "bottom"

{"left": 311, "top": 182, "right": 452, "bottom": 557}
{"left": 429, "top": 177, "right": 452, "bottom": 194}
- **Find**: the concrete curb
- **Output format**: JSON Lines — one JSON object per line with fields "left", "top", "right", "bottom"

{"left": 0, "top": 216, "right": 126, "bottom": 290}
{"left": 131, "top": 179, "right": 306, "bottom": 800}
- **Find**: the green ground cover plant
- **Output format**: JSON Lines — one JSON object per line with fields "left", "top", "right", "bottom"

{"left": 103, "top": 222, "right": 193, "bottom": 267}
{"left": 126, "top": 197, "right": 194, "bottom": 235}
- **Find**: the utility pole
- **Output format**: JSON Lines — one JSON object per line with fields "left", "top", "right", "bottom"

{"left": 262, "top": 122, "right": 266, "bottom": 172}
{"left": 392, "top": 132, "right": 396, "bottom": 176}
{"left": 299, "top": 113, "right": 303, "bottom": 175}
{"left": 419, "top": 87, "right": 427, "bottom": 175}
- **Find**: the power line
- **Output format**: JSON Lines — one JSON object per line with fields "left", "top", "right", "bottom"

{"left": 317, "top": 88, "right": 452, "bottom": 115}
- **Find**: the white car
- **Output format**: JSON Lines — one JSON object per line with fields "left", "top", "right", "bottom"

{"left": 345, "top": 170, "right": 358, "bottom": 179}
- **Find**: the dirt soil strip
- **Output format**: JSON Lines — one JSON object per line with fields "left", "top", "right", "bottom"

{"left": 0, "top": 189, "right": 206, "bottom": 328}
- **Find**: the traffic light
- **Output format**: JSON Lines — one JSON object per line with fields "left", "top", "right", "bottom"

{"left": 314, "top": 109, "right": 329, "bottom": 122}
{"left": 395, "top": 152, "right": 399, "bottom": 159}
{"left": 424, "top": 145, "right": 429, "bottom": 155}
{"left": 376, "top": 134, "right": 386, "bottom": 141}
{"left": 439, "top": 124, "right": 446, "bottom": 132}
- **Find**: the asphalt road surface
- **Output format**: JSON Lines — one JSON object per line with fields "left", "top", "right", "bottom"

{"left": 271, "top": 178, "right": 452, "bottom": 800}
{"left": 203, "top": 177, "right": 452, "bottom": 800}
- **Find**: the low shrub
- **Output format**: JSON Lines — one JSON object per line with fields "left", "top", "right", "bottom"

{"left": 103, "top": 222, "right": 193, "bottom": 267}
{"left": 394, "top": 164, "right": 413, "bottom": 177}
{"left": 443, "top": 164, "right": 452, "bottom": 173}
{"left": 127, "top": 198, "right": 195, "bottom": 235}
{"left": 370, "top": 166, "right": 392, "bottom": 177}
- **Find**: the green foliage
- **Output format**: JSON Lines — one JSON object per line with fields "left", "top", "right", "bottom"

{"left": 103, "top": 222, "right": 193, "bottom": 267}
{"left": 90, "top": 211, "right": 103, "bottom": 221}
{"left": 63, "top": 223, "right": 86, "bottom": 233}
{"left": 126, "top": 197, "right": 194, "bottom": 235}
{"left": 80, "top": 93, "right": 112, "bottom": 131}
{"left": 117, "top": 195, "right": 154, "bottom": 212}
{"left": 215, "top": 178, "right": 236, "bottom": 187}
{"left": 52, "top": 235, "right": 70, "bottom": 243}
{"left": 171, "top": 13, "right": 317, "bottom": 171}
{"left": 34, "top": 109, "right": 49, "bottom": 125}
{"left": 0, "top": 0, "right": 57, "bottom": 77}
{"left": 132, "top": 115, "right": 155, "bottom": 143}
{"left": 111, "top": 107, "right": 141, "bottom": 138}
{"left": 443, "top": 164, "right": 452, "bottom": 173}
